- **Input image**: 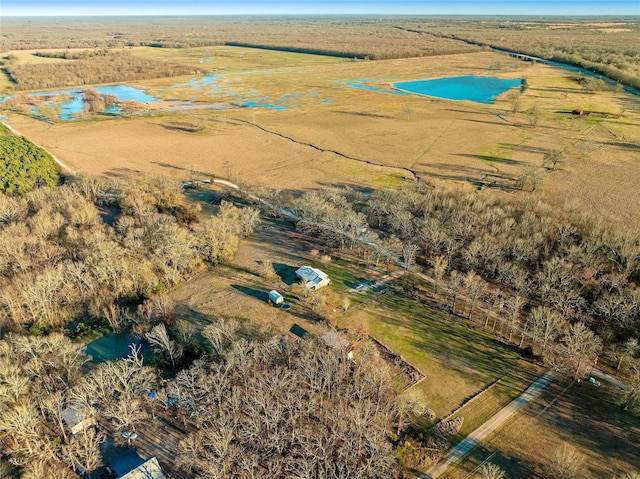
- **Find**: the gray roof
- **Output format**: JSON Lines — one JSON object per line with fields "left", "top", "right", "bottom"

{"left": 118, "top": 457, "right": 166, "bottom": 479}
{"left": 295, "top": 266, "right": 329, "bottom": 288}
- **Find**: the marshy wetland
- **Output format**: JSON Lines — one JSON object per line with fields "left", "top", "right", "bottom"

{"left": 2, "top": 43, "right": 639, "bottom": 231}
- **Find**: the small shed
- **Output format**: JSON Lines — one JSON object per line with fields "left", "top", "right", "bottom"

{"left": 62, "top": 406, "right": 96, "bottom": 435}
{"left": 295, "top": 266, "right": 330, "bottom": 290}
{"left": 289, "top": 324, "right": 309, "bottom": 339}
{"left": 269, "top": 290, "right": 284, "bottom": 305}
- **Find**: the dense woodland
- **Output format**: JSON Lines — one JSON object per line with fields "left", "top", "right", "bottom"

{"left": 0, "top": 133, "right": 59, "bottom": 195}
{"left": 0, "top": 322, "right": 403, "bottom": 478}
{"left": 4, "top": 51, "right": 198, "bottom": 91}
{"left": 0, "top": 175, "right": 258, "bottom": 333}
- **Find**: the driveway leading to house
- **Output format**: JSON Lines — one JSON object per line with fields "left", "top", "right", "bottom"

{"left": 421, "top": 369, "right": 556, "bottom": 479}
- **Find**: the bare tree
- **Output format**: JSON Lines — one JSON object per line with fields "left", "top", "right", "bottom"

{"left": 431, "top": 256, "right": 448, "bottom": 296}
{"left": 61, "top": 427, "right": 105, "bottom": 475}
{"left": 463, "top": 271, "right": 486, "bottom": 319}
{"left": 402, "top": 242, "right": 418, "bottom": 274}
{"left": 532, "top": 306, "right": 566, "bottom": 356}
{"left": 545, "top": 443, "right": 585, "bottom": 479}
{"left": 543, "top": 149, "right": 566, "bottom": 171}
{"left": 553, "top": 321, "right": 602, "bottom": 380}
{"left": 146, "top": 323, "right": 182, "bottom": 368}
{"left": 258, "top": 260, "right": 278, "bottom": 280}
{"left": 619, "top": 358, "right": 640, "bottom": 411}
{"left": 505, "top": 295, "right": 525, "bottom": 343}
{"left": 479, "top": 462, "right": 506, "bottom": 479}
{"left": 447, "top": 270, "right": 464, "bottom": 315}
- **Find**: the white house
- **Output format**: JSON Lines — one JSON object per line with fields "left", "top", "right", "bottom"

{"left": 295, "top": 266, "right": 330, "bottom": 290}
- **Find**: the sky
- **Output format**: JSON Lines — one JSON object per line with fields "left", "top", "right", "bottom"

{"left": 1, "top": 0, "right": 639, "bottom": 16}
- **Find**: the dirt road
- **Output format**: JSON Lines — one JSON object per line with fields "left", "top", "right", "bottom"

{"left": 421, "top": 369, "right": 556, "bottom": 479}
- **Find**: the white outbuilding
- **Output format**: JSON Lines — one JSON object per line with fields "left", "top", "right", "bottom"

{"left": 295, "top": 266, "right": 330, "bottom": 290}
{"left": 269, "top": 290, "right": 284, "bottom": 305}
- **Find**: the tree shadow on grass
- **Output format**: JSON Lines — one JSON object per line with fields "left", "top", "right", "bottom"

{"left": 454, "top": 445, "right": 535, "bottom": 479}
{"left": 456, "top": 153, "right": 522, "bottom": 166}
{"left": 231, "top": 284, "right": 268, "bottom": 302}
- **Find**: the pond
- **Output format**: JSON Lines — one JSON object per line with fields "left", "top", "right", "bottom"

{"left": 84, "top": 332, "right": 149, "bottom": 363}
{"left": 394, "top": 76, "right": 522, "bottom": 104}
{"left": 13, "top": 85, "right": 159, "bottom": 121}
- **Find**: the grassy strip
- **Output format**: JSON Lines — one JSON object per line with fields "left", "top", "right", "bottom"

{"left": 339, "top": 274, "right": 537, "bottom": 418}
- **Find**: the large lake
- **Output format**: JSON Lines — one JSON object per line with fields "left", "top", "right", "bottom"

{"left": 394, "top": 76, "right": 522, "bottom": 104}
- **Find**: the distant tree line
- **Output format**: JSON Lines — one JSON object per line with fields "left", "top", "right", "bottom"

{"left": 403, "top": 20, "right": 640, "bottom": 90}
{"left": 5, "top": 51, "right": 199, "bottom": 91}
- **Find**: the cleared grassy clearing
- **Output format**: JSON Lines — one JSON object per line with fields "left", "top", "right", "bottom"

{"left": 337, "top": 276, "right": 539, "bottom": 420}
{"left": 129, "top": 45, "right": 349, "bottom": 71}
{"left": 442, "top": 378, "right": 640, "bottom": 479}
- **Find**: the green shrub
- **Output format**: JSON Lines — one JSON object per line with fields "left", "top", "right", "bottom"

{"left": 0, "top": 136, "right": 59, "bottom": 195}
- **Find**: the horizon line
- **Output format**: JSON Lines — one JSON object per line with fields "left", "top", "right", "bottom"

{"left": 4, "top": 13, "right": 640, "bottom": 18}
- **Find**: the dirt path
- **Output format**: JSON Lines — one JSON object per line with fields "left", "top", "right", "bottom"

{"left": 421, "top": 369, "right": 556, "bottom": 479}
{"left": 591, "top": 367, "right": 630, "bottom": 391}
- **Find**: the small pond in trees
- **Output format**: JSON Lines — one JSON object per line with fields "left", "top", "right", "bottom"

{"left": 84, "top": 332, "right": 149, "bottom": 363}
{"left": 393, "top": 76, "right": 522, "bottom": 104}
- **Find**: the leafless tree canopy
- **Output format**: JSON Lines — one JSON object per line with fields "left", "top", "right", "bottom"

{"left": 165, "top": 327, "right": 401, "bottom": 478}
{"left": 0, "top": 175, "right": 258, "bottom": 333}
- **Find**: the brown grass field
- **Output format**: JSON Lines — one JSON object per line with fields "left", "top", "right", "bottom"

{"left": 442, "top": 378, "right": 640, "bottom": 479}
{"left": 3, "top": 47, "right": 639, "bottom": 230}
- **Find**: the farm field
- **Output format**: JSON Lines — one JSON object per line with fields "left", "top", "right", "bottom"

{"left": 3, "top": 46, "right": 640, "bottom": 230}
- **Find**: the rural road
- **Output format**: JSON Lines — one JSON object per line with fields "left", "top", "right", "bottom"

{"left": 591, "top": 367, "right": 629, "bottom": 391}
{"left": 421, "top": 369, "right": 556, "bottom": 479}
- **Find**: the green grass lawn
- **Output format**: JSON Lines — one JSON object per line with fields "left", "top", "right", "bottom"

{"left": 339, "top": 275, "right": 539, "bottom": 426}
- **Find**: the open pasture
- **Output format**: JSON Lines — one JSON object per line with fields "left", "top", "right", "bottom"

{"left": 336, "top": 277, "right": 539, "bottom": 420}
{"left": 442, "top": 378, "right": 640, "bottom": 479}
{"left": 3, "top": 47, "right": 640, "bottom": 228}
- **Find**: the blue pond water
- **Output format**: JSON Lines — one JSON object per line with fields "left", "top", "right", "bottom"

{"left": 394, "top": 76, "right": 522, "bottom": 104}
{"left": 14, "top": 85, "right": 158, "bottom": 121}
{"left": 84, "top": 333, "right": 148, "bottom": 363}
